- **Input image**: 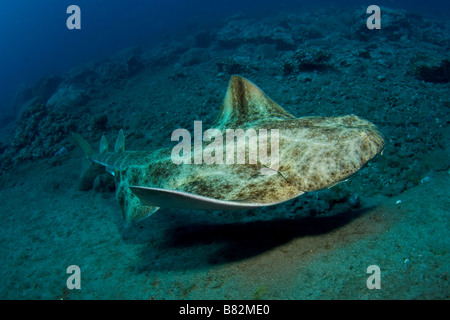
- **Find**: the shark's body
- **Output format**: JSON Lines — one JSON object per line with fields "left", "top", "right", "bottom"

{"left": 73, "top": 75, "right": 384, "bottom": 225}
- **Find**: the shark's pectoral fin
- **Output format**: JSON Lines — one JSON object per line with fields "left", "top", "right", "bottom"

{"left": 78, "top": 161, "right": 105, "bottom": 191}
{"left": 129, "top": 186, "right": 282, "bottom": 211}
{"left": 72, "top": 132, "right": 107, "bottom": 190}
{"left": 116, "top": 183, "right": 159, "bottom": 225}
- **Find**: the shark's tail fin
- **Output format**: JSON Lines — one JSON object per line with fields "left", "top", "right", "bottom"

{"left": 72, "top": 132, "right": 105, "bottom": 191}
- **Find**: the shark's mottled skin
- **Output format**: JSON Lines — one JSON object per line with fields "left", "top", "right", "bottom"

{"left": 73, "top": 75, "right": 384, "bottom": 225}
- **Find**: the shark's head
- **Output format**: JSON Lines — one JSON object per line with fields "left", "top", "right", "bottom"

{"left": 276, "top": 114, "right": 384, "bottom": 192}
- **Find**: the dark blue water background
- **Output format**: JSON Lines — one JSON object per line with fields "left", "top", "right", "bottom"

{"left": 0, "top": 0, "right": 448, "bottom": 115}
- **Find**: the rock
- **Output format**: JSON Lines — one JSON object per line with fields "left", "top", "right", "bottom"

{"left": 0, "top": 142, "right": 6, "bottom": 154}
{"left": 89, "top": 114, "right": 108, "bottom": 131}
{"left": 54, "top": 147, "right": 68, "bottom": 157}
{"left": 377, "top": 75, "right": 386, "bottom": 82}
{"left": 46, "top": 84, "right": 90, "bottom": 112}
{"left": 66, "top": 65, "right": 97, "bottom": 86}
{"left": 414, "top": 59, "right": 450, "bottom": 83}
{"left": 179, "top": 48, "right": 210, "bottom": 66}
{"left": 9, "top": 75, "right": 62, "bottom": 120}
{"left": 216, "top": 56, "right": 253, "bottom": 74}
{"left": 93, "top": 173, "right": 115, "bottom": 193}
{"left": 215, "top": 15, "right": 297, "bottom": 50}
{"left": 358, "top": 49, "right": 372, "bottom": 59}
{"left": 381, "top": 180, "right": 407, "bottom": 197}
{"left": 283, "top": 48, "right": 331, "bottom": 74}
{"left": 1, "top": 103, "right": 76, "bottom": 168}
{"left": 94, "top": 47, "right": 145, "bottom": 84}
{"left": 424, "top": 150, "right": 450, "bottom": 172}
{"left": 296, "top": 73, "right": 314, "bottom": 83}
{"left": 169, "top": 67, "right": 188, "bottom": 80}
{"left": 125, "top": 52, "right": 145, "bottom": 77}
{"left": 349, "top": 193, "right": 360, "bottom": 208}
{"left": 254, "top": 44, "right": 278, "bottom": 60}
{"left": 32, "top": 75, "right": 63, "bottom": 102}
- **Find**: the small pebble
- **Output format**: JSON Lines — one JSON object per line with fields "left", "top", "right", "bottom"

{"left": 421, "top": 176, "right": 430, "bottom": 183}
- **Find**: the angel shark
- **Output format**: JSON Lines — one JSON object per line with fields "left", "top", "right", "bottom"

{"left": 73, "top": 75, "right": 384, "bottom": 225}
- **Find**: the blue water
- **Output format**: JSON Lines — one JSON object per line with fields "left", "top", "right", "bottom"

{"left": 0, "top": 0, "right": 448, "bottom": 114}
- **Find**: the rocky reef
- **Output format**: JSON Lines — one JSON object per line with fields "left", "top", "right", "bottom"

{"left": 282, "top": 48, "right": 332, "bottom": 74}
{"left": 0, "top": 103, "right": 76, "bottom": 171}
{"left": 414, "top": 59, "right": 450, "bottom": 83}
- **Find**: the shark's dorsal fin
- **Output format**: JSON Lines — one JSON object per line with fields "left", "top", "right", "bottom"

{"left": 214, "top": 75, "right": 295, "bottom": 128}
{"left": 115, "top": 129, "right": 125, "bottom": 153}
{"left": 99, "top": 135, "right": 108, "bottom": 154}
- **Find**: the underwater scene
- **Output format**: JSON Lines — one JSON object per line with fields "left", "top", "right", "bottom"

{"left": 0, "top": 0, "right": 448, "bottom": 300}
